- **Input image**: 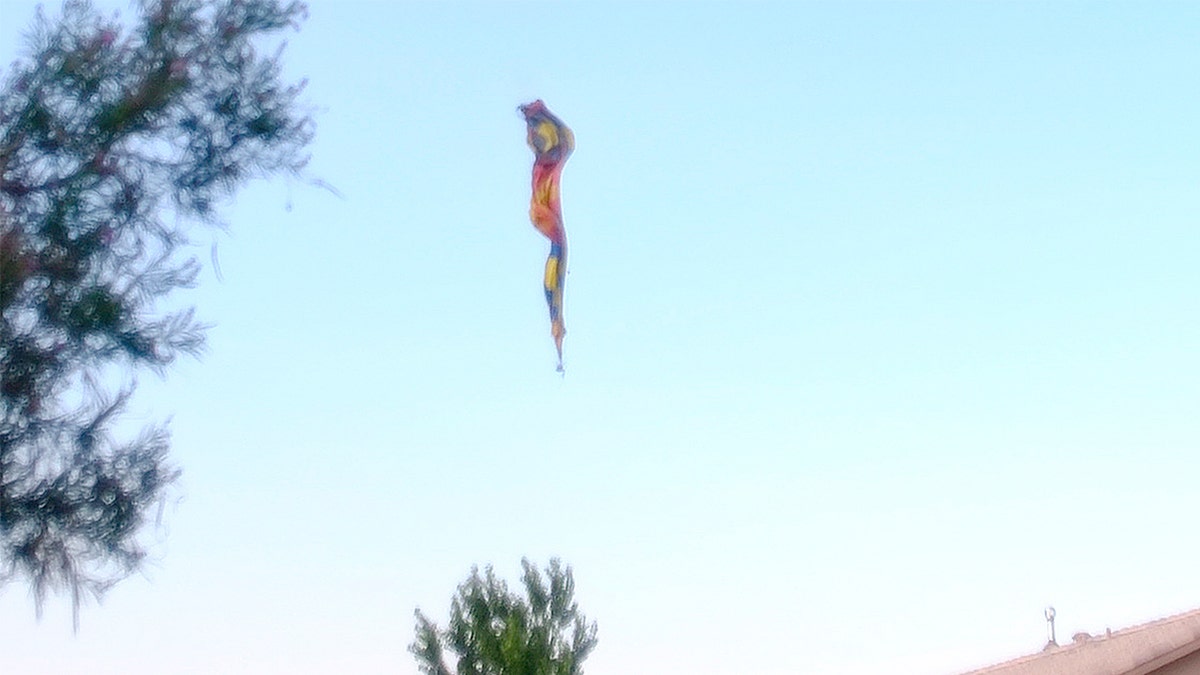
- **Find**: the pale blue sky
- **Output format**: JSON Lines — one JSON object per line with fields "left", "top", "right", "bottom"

{"left": 2, "top": 1, "right": 1199, "bottom": 673}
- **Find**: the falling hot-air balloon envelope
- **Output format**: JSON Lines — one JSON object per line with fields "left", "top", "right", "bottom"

{"left": 520, "top": 100, "right": 574, "bottom": 373}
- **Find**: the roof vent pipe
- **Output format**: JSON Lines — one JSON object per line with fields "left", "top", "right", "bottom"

{"left": 1045, "top": 607, "right": 1058, "bottom": 648}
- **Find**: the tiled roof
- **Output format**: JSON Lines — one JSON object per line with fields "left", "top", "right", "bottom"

{"left": 961, "top": 607, "right": 1200, "bottom": 675}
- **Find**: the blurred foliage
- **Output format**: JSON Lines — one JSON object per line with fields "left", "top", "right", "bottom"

{"left": 413, "top": 558, "right": 599, "bottom": 675}
{"left": 0, "top": 0, "right": 313, "bottom": 627}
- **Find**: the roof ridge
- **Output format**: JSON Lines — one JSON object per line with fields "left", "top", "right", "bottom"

{"left": 1103, "top": 605, "right": 1200, "bottom": 637}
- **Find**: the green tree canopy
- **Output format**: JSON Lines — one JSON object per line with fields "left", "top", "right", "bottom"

{"left": 413, "top": 558, "right": 599, "bottom": 675}
{"left": 0, "top": 0, "right": 313, "bottom": 626}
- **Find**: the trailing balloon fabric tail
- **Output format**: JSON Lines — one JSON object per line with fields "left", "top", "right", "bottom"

{"left": 520, "top": 99, "right": 574, "bottom": 372}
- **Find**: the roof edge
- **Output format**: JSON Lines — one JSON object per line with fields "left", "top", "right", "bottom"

{"left": 1126, "top": 631, "right": 1200, "bottom": 675}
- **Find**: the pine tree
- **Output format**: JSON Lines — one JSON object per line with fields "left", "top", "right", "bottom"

{"left": 0, "top": 0, "right": 313, "bottom": 626}
{"left": 413, "top": 559, "right": 599, "bottom": 675}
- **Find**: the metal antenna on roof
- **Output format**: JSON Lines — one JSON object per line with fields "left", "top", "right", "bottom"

{"left": 1045, "top": 606, "right": 1058, "bottom": 647}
